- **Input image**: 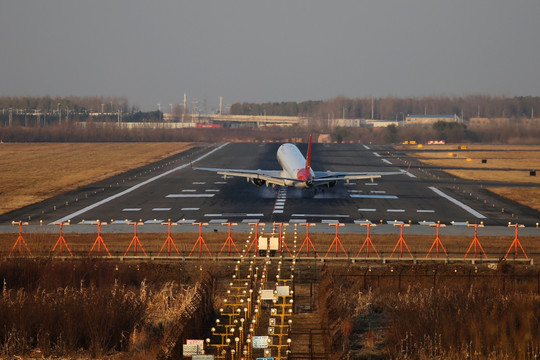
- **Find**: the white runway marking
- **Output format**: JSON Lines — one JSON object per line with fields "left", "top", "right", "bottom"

{"left": 152, "top": 208, "right": 171, "bottom": 211}
{"left": 214, "top": 181, "right": 227, "bottom": 184}
{"left": 242, "top": 219, "right": 261, "bottom": 223}
{"left": 291, "top": 214, "right": 350, "bottom": 218}
{"left": 354, "top": 220, "right": 373, "bottom": 224}
{"left": 181, "top": 207, "right": 200, "bottom": 211}
{"left": 429, "top": 186, "right": 486, "bottom": 219}
{"left": 205, "top": 189, "right": 220, "bottom": 192}
{"left": 166, "top": 194, "right": 215, "bottom": 198}
{"left": 193, "top": 182, "right": 206, "bottom": 185}
{"left": 372, "top": 152, "right": 381, "bottom": 157}
{"left": 351, "top": 194, "right": 398, "bottom": 199}
{"left": 401, "top": 169, "right": 416, "bottom": 178}
{"left": 176, "top": 219, "right": 196, "bottom": 224}
{"left": 387, "top": 220, "right": 405, "bottom": 224}
{"left": 358, "top": 208, "right": 377, "bottom": 212}
{"left": 365, "top": 183, "right": 379, "bottom": 186}
{"left": 452, "top": 221, "right": 469, "bottom": 226}
{"left": 419, "top": 221, "right": 436, "bottom": 225}
{"left": 53, "top": 143, "right": 229, "bottom": 224}
{"left": 209, "top": 219, "right": 225, "bottom": 223}
{"left": 370, "top": 190, "right": 386, "bottom": 194}
{"left": 273, "top": 188, "right": 288, "bottom": 214}
{"left": 144, "top": 219, "right": 163, "bottom": 224}
{"left": 112, "top": 220, "right": 131, "bottom": 224}
{"left": 205, "top": 213, "right": 222, "bottom": 217}
{"left": 182, "top": 189, "right": 197, "bottom": 192}
{"left": 363, "top": 145, "right": 371, "bottom": 150}
{"left": 322, "top": 219, "right": 339, "bottom": 224}
{"left": 417, "top": 209, "right": 435, "bottom": 213}
{"left": 382, "top": 159, "right": 392, "bottom": 165}
{"left": 289, "top": 219, "right": 307, "bottom": 223}
{"left": 122, "top": 208, "right": 141, "bottom": 211}
{"left": 386, "top": 209, "right": 405, "bottom": 212}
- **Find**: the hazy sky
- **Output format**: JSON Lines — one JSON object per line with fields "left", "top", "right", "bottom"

{"left": 1, "top": 1, "right": 539, "bottom": 111}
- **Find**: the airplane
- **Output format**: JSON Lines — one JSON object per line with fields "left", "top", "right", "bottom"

{"left": 194, "top": 136, "right": 405, "bottom": 190}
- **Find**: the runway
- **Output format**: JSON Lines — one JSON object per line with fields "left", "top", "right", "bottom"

{"left": 1, "top": 142, "right": 540, "bottom": 232}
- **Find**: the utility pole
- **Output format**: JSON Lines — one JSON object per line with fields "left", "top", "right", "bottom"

{"left": 183, "top": 93, "right": 186, "bottom": 123}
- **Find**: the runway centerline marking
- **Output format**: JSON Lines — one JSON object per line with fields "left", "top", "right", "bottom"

{"left": 52, "top": 143, "right": 229, "bottom": 223}
{"left": 429, "top": 186, "right": 486, "bottom": 219}
{"left": 122, "top": 208, "right": 141, "bottom": 212}
{"left": 152, "top": 208, "right": 171, "bottom": 211}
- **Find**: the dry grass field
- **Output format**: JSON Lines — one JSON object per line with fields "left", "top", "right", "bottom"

{"left": 0, "top": 142, "right": 195, "bottom": 215}
{"left": 404, "top": 144, "right": 540, "bottom": 211}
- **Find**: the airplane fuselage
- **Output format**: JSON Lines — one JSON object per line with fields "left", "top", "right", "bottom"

{"left": 277, "top": 143, "right": 315, "bottom": 188}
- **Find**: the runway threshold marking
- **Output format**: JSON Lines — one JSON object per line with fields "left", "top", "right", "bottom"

{"left": 429, "top": 186, "right": 486, "bottom": 219}
{"left": 350, "top": 194, "right": 398, "bottom": 199}
{"left": 167, "top": 194, "right": 215, "bottom": 198}
{"left": 291, "top": 214, "right": 350, "bottom": 218}
{"left": 52, "top": 143, "right": 229, "bottom": 224}
{"left": 272, "top": 187, "right": 288, "bottom": 214}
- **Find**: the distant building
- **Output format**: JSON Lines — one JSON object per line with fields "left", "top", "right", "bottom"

{"left": 362, "top": 119, "right": 399, "bottom": 127}
{"left": 328, "top": 118, "right": 362, "bottom": 127}
{"left": 405, "top": 114, "right": 461, "bottom": 126}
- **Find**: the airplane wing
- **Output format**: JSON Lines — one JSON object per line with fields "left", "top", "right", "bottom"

{"left": 193, "top": 167, "right": 305, "bottom": 187}
{"left": 312, "top": 170, "right": 405, "bottom": 183}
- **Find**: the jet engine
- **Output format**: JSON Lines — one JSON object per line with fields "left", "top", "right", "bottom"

{"left": 251, "top": 178, "right": 266, "bottom": 186}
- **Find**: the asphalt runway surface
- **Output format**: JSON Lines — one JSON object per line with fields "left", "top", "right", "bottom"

{"left": 1, "top": 142, "right": 540, "bottom": 235}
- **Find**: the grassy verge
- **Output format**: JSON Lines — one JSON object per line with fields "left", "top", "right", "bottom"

{"left": 405, "top": 144, "right": 540, "bottom": 211}
{"left": 0, "top": 142, "right": 195, "bottom": 215}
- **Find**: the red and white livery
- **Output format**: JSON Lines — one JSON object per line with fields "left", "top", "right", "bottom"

{"left": 195, "top": 136, "right": 402, "bottom": 189}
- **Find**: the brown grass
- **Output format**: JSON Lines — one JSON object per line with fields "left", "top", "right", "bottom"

{"left": 406, "top": 144, "right": 540, "bottom": 210}
{"left": 0, "top": 142, "right": 195, "bottom": 214}
{"left": 320, "top": 264, "right": 540, "bottom": 359}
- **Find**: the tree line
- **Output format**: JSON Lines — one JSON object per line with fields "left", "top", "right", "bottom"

{"left": 230, "top": 95, "right": 540, "bottom": 120}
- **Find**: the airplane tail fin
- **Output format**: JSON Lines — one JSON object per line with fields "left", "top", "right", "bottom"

{"left": 305, "top": 135, "right": 312, "bottom": 171}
